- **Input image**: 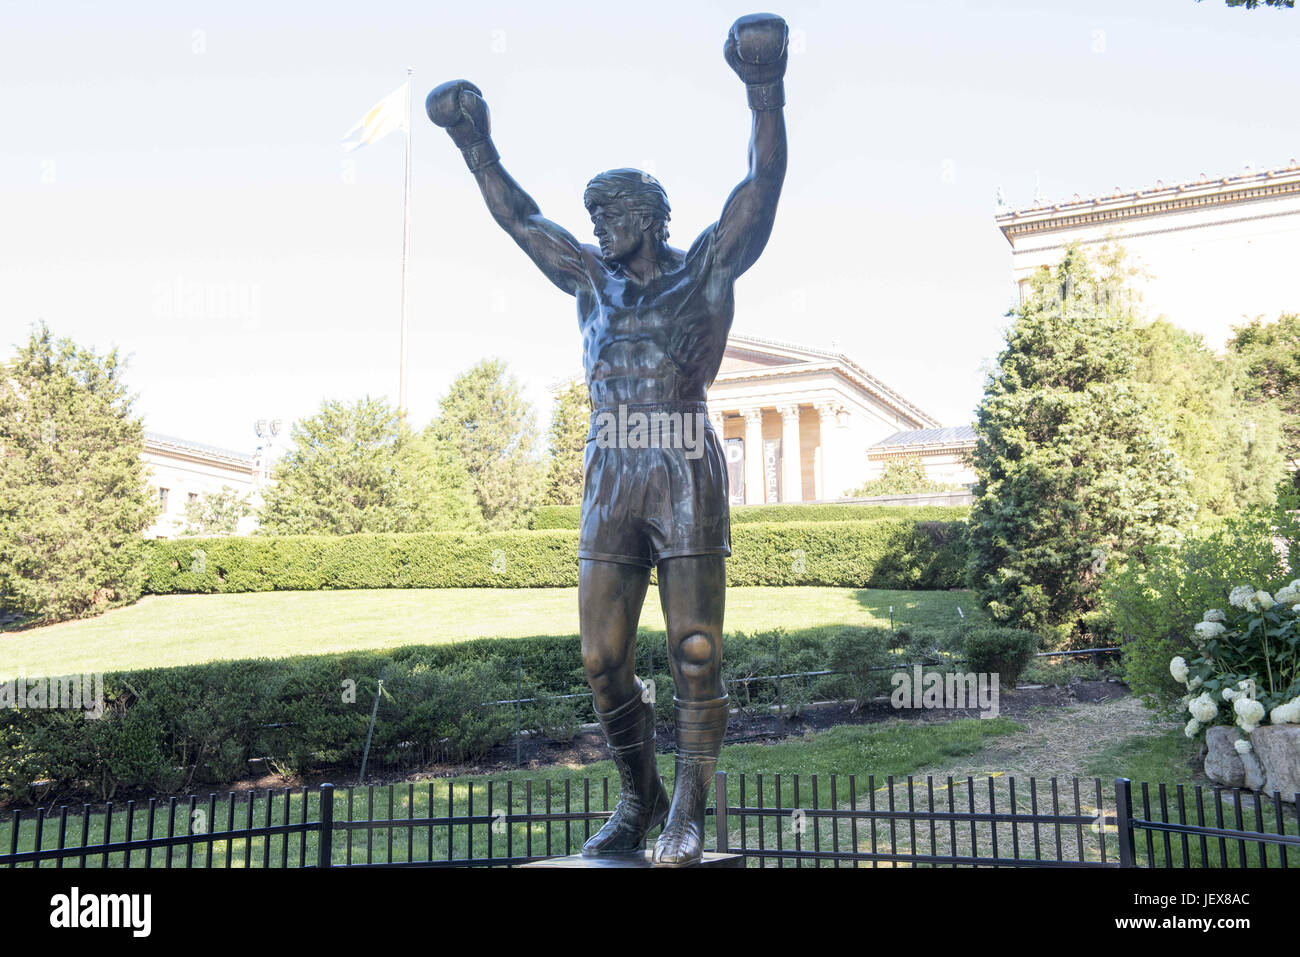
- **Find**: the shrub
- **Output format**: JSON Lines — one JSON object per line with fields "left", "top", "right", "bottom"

{"left": 530, "top": 693, "right": 582, "bottom": 744}
{"left": 964, "top": 627, "right": 1039, "bottom": 688}
{"left": 825, "top": 627, "right": 894, "bottom": 711}
{"left": 1172, "top": 583, "right": 1300, "bottom": 743}
{"left": 1102, "top": 506, "right": 1295, "bottom": 716}
{"left": 643, "top": 673, "right": 676, "bottom": 728}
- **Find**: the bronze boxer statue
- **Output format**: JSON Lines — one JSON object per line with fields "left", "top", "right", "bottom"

{"left": 428, "top": 12, "right": 788, "bottom": 865}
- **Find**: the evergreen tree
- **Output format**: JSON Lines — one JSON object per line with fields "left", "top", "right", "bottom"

{"left": 543, "top": 377, "right": 590, "bottom": 506}
{"left": 258, "top": 396, "right": 479, "bottom": 535}
{"left": 967, "top": 247, "right": 1195, "bottom": 647}
{"left": 0, "top": 323, "right": 159, "bottom": 623}
{"left": 431, "top": 359, "right": 546, "bottom": 530}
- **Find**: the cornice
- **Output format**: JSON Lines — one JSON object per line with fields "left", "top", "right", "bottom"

{"left": 996, "top": 164, "right": 1300, "bottom": 246}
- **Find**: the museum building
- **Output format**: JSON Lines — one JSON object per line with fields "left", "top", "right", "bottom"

{"left": 705, "top": 335, "right": 974, "bottom": 504}
{"left": 996, "top": 160, "right": 1300, "bottom": 349}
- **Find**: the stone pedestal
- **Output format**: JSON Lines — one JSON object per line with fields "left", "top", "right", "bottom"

{"left": 520, "top": 850, "right": 744, "bottom": 869}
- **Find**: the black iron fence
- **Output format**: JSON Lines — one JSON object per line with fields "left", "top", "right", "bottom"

{"left": 2, "top": 774, "right": 1296, "bottom": 869}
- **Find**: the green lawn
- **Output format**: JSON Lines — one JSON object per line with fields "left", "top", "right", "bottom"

{"left": 0, "top": 586, "right": 981, "bottom": 678}
{"left": 1086, "top": 729, "right": 1300, "bottom": 868}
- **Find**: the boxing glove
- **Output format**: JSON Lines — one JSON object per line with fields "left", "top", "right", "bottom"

{"left": 724, "top": 13, "right": 788, "bottom": 111}
{"left": 426, "top": 80, "right": 499, "bottom": 171}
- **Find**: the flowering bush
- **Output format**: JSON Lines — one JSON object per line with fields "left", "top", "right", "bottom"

{"left": 1171, "top": 581, "right": 1300, "bottom": 748}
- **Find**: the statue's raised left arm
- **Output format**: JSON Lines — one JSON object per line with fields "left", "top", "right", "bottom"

{"left": 711, "top": 13, "right": 789, "bottom": 278}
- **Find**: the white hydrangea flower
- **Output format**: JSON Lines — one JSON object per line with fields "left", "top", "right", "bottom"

{"left": 1229, "top": 586, "right": 1256, "bottom": 609}
{"left": 1222, "top": 686, "right": 1242, "bottom": 703}
{"left": 1189, "top": 693, "right": 1218, "bottom": 724}
{"left": 1169, "top": 656, "right": 1189, "bottom": 684}
{"left": 1275, "top": 585, "right": 1300, "bottom": 608}
{"left": 1194, "top": 621, "right": 1226, "bottom": 640}
{"left": 1270, "top": 697, "right": 1300, "bottom": 725}
{"left": 1234, "top": 697, "right": 1265, "bottom": 733}
{"left": 1203, "top": 609, "right": 1227, "bottom": 623}
{"left": 1255, "top": 590, "right": 1275, "bottom": 611}
{"left": 1185, "top": 717, "right": 1201, "bottom": 738}
{"left": 1188, "top": 675, "right": 1203, "bottom": 691}
{"left": 1234, "top": 738, "right": 1253, "bottom": 755}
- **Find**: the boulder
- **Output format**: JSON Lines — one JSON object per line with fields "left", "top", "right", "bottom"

{"left": 1250, "top": 725, "right": 1300, "bottom": 801}
{"left": 1242, "top": 749, "right": 1266, "bottom": 792}
{"left": 1204, "top": 725, "right": 1245, "bottom": 787}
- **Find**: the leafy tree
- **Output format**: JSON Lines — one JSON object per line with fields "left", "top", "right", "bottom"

{"left": 1196, "top": 0, "right": 1293, "bottom": 8}
{"left": 181, "top": 485, "right": 253, "bottom": 536}
{"left": 430, "top": 359, "right": 546, "bottom": 530}
{"left": 1227, "top": 312, "right": 1300, "bottom": 490}
{"left": 1132, "top": 318, "right": 1285, "bottom": 516}
{"left": 0, "top": 323, "right": 159, "bottom": 623}
{"left": 258, "top": 396, "right": 479, "bottom": 535}
{"left": 967, "top": 246, "right": 1195, "bottom": 648}
{"left": 846, "top": 456, "right": 959, "bottom": 497}
{"left": 543, "top": 377, "right": 590, "bottom": 506}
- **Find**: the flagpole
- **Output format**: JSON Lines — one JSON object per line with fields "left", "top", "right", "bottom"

{"left": 399, "top": 67, "right": 413, "bottom": 417}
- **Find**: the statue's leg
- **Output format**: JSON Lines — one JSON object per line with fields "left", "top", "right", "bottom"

{"left": 653, "top": 554, "right": 729, "bottom": 866}
{"left": 579, "top": 558, "right": 669, "bottom": 856}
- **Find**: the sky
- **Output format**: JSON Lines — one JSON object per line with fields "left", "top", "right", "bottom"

{"left": 2, "top": 0, "right": 1298, "bottom": 455}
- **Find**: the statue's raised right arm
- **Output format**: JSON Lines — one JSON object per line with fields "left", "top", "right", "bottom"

{"left": 711, "top": 13, "right": 789, "bottom": 278}
{"left": 426, "top": 80, "right": 593, "bottom": 296}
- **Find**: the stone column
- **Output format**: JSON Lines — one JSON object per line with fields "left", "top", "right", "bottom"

{"left": 778, "top": 405, "right": 803, "bottom": 503}
{"left": 815, "top": 402, "right": 841, "bottom": 501}
{"left": 741, "top": 408, "right": 766, "bottom": 504}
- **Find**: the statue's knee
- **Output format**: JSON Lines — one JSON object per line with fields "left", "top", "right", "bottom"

{"left": 675, "top": 632, "right": 717, "bottom": 675}
{"left": 583, "top": 645, "right": 631, "bottom": 694}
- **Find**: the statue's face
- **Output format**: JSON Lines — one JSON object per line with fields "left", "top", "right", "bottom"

{"left": 589, "top": 202, "right": 648, "bottom": 264}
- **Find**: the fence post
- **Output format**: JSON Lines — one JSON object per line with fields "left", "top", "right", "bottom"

{"left": 1113, "top": 778, "right": 1136, "bottom": 868}
{"left": 318, "top": 784, "right": 335, "bottom": 869}
{"left": 715, "top": 770, "right": 729, "bottom": 854}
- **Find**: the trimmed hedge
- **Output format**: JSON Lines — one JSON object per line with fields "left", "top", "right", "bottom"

{"left": 143, "top": 519, "right": 969, "bottom": 594}
{"left": 0, "top": 626, "right": 915, "bottom": 799}
{"left": 730, "top": 520, "right": 967, "bottom": 588}
{"left": 531, "top": 502, "right": 970, "bottom": 529}
{"left": 143, "top": 531, "right": 579, "bottom": 592}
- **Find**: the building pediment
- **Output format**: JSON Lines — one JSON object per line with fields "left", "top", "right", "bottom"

{"left": 716, "top": 335, "right": 939, "bottom": 430}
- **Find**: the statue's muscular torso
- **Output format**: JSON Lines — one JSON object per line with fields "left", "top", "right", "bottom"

{"left": 577, "top": 226, "right": 734, "bottom": 409}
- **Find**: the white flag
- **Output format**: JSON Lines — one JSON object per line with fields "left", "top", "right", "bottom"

{"left": 342, "top": 82, "right": 408, "bottom": 152}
